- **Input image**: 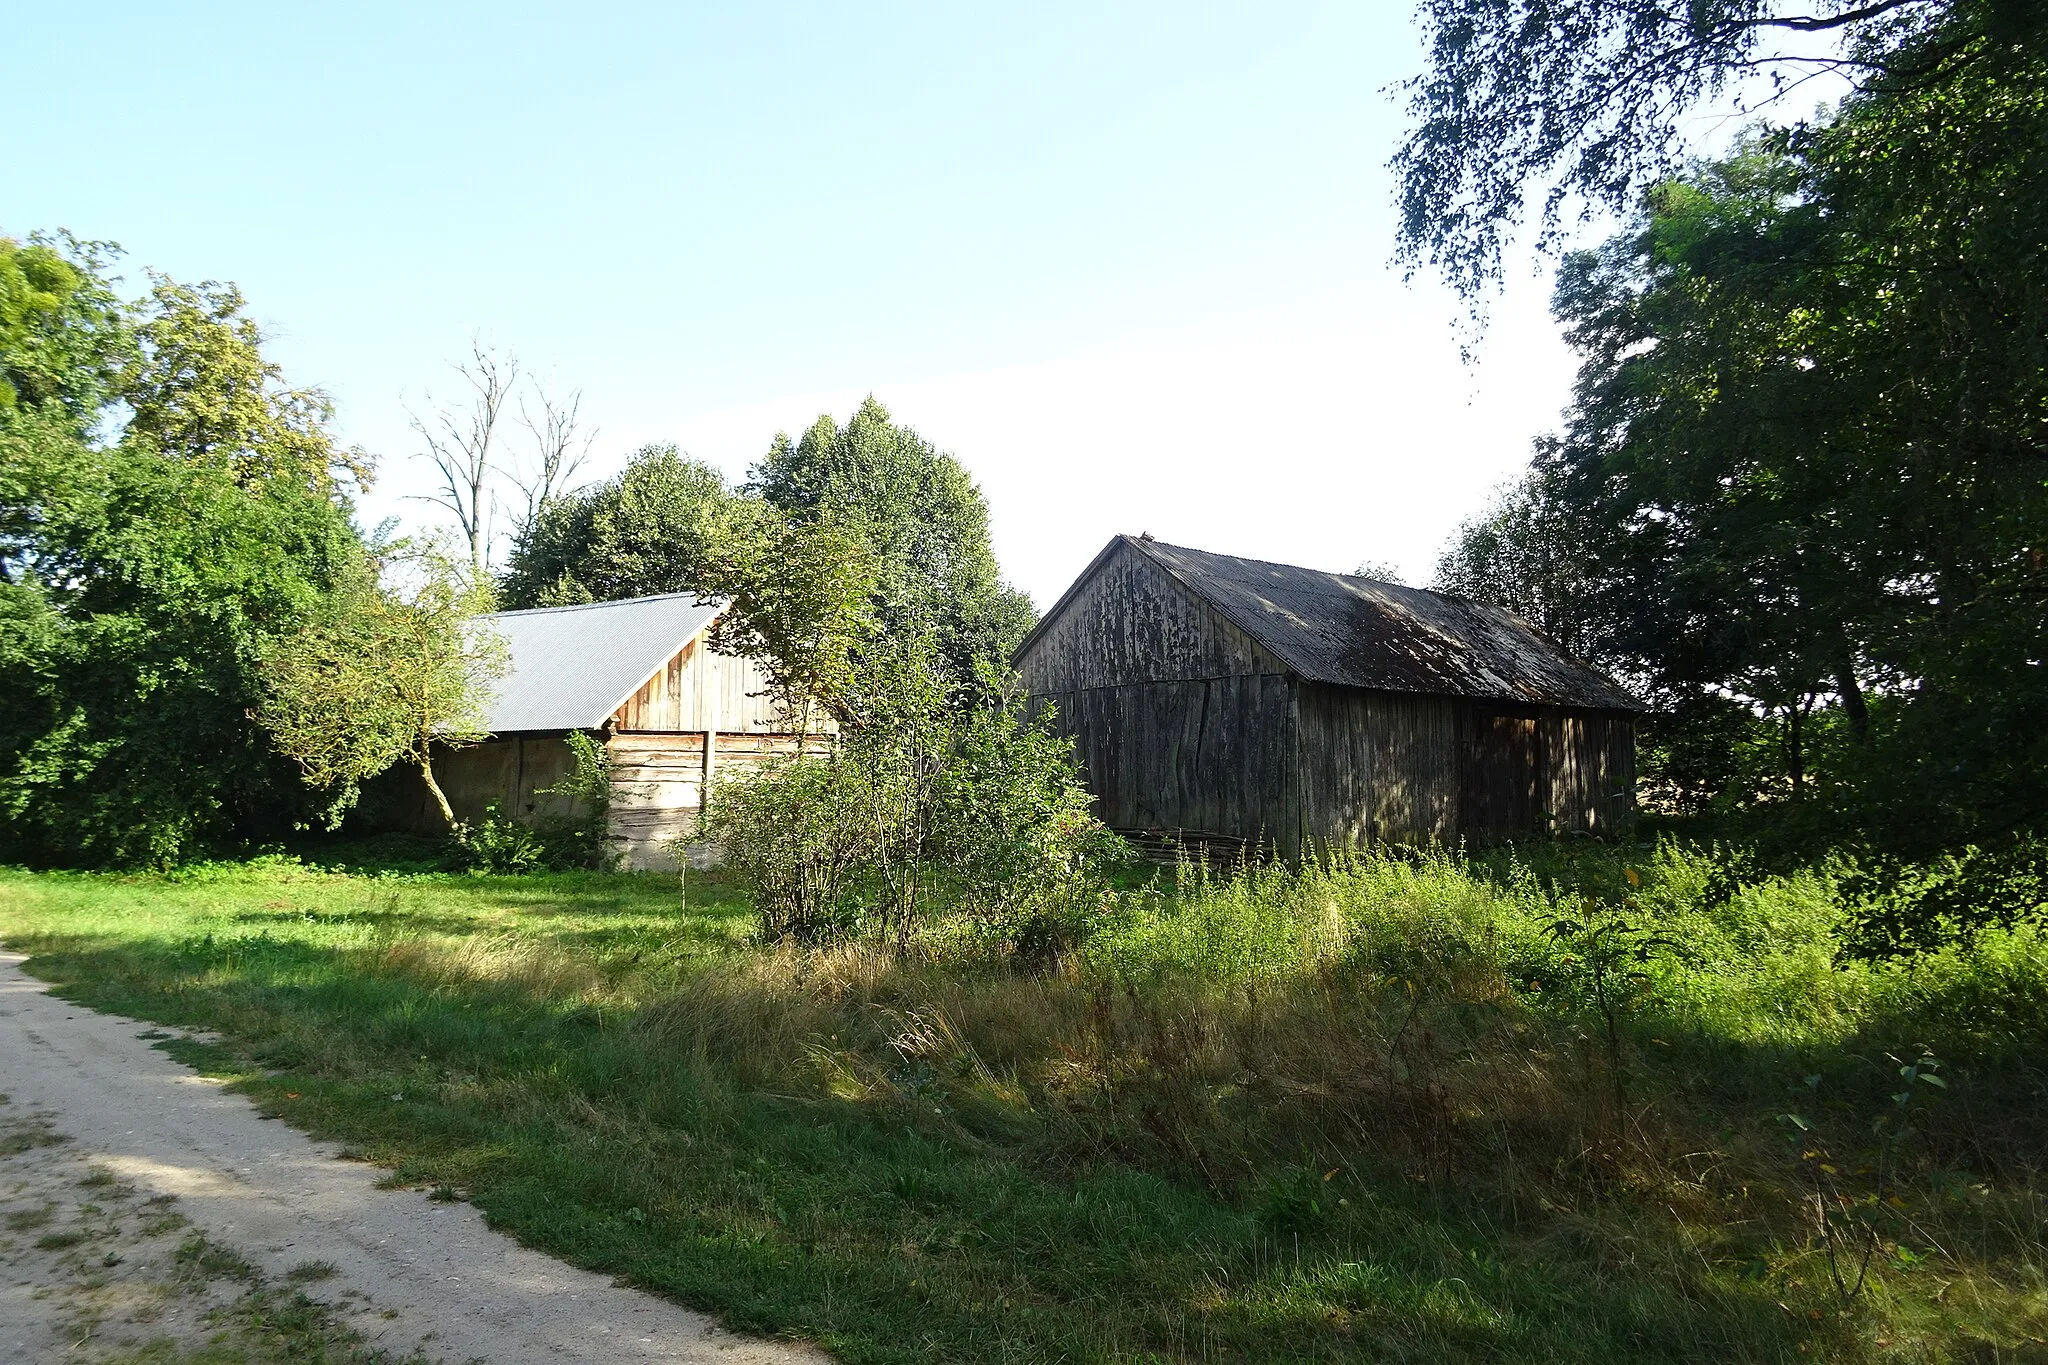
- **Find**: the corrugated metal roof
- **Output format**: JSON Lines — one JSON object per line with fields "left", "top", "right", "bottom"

{"left": 475, "top": 593, "right": 723, "bottom": 732}
{"left": 1125, "top": 537, "right": 1641, "bottom": 711}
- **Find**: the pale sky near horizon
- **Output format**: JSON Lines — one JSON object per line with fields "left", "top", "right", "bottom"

{"left": 11, "top": 3, "right": 1642, "bottom": 607}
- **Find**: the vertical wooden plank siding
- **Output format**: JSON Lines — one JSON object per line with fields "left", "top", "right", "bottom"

{"left": 1285, "top": 687, "right": 1637, "bottom": 846}
{"left": 1017, "top": 540, "right": 1282, "bottom": 693}
{"left": 1296, "top": 685, "right": 1461, "bottom": 845}
{"left": 1031, "top": 675, "right": 1301, "bottom": 849}
{"left": 604, "top": 730, "right": 834, "bottom": 869}
{"left": 612, "top": 636, "right": 795, "bottom": 734}
{"left": 605, "top": 636, "right": 836, "bottom": 870}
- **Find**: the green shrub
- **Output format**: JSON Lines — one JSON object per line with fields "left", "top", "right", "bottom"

{"left": 699, "top": 754, "right": 877, "bottom": 941}
{"left": 704, "top": 670, "right": 1120, "bottom": 951}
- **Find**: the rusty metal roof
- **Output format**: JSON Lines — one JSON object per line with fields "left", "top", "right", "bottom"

{"left": 1124, "top": 537, "right": 1640, "bottom": 711}
{"left": 476, "top": 593, "right": 722, "bottom": 732}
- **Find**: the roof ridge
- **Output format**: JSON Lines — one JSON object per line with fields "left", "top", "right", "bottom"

{"left": 482, "top": 591, "right": 718, "bottom": 621}
{"left": 1137, "top": 537, "right": 1448, "bottom": 599}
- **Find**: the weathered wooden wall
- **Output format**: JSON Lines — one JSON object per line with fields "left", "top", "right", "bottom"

{"left": 1296, "top": 685, "right": 1461, "bottom": 844}
{"left": 1538, "top": 709, "right": 1637, "bottom": 836}
{"left": 1040, "top": 676, "right": 1304, "bottom": 851}
{"left": 1021, "top": 540, "right": 1303, "bottom": 848}
{"left": 1297, "top": 687, "right": 1636, "bottom": 845}
{"left": 358, "top": 735, "right": 584, "bottom": 834}
{"left": 605, "top": 731, "right": 831, "bottom": 871}
{"left": 1020, "top": 540, "right": 1283, "bottom": 691}
{"left": 610, "top": 638, "right": 791, "bottom": 733}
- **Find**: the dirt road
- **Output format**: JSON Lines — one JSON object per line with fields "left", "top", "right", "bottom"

{"left": 0, "top": 949, "right": 823, "bottom": 1364}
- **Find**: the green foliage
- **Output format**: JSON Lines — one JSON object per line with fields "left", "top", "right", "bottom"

{"left": 0, "top": 237, "right": 370, "bottom": 866}
{"left": 0, "top": 233, "right": 132, "bottom": 420}
{"left": 711, "top": 509, "right": 882, "bottom": 728}
{"left": 524, "top": 729, "right": 615, "bottom": 871}
{"left": 502, "top": 402, "right": 1035, "bottom": 735}
{"left": 1843, "top": 834, "right": 2048, "bottom": 954}
{"left": 256, "top": 539, "right": 504, "bottom": 832}
{"left": 1438, "top": 28, "right": 2048, "bottom": 871}
{"left": 927, "top": 683, "right": 1127, "bottom": 955}
{"left": 704, "top": 644, "right": 1119, "bottom": 950}
{"left": 124, "top": 275, "right": 371, "bottom": 497}
{"left": 1392, "top": 0, "right": 2032, "bottom": 299}
{"left": 456, "top": 804, "right": 553, "bottom": 874}
{"left": 1432, "top": 459, "right": 1600, "bottom": 659}
{"left": 743, "top": 397, "right": 1036, "bottom": 702}
{"left": 499, "top": 444, "right": 761, "bottom": 608}
{"left": 699, "top": 753, "right": 875, "bottom": 941}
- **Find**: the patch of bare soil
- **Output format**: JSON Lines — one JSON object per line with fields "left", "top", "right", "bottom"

{"left": 2, "top": 1101, "right": 426, "bottom": 1362}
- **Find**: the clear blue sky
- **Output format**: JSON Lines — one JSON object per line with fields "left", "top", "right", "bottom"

{"left": 6, "top": 1, "right": 1593, "bottom": 605}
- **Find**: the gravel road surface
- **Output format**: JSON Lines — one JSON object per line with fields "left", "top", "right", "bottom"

{"left": 0, "top": 949, "right": 823, "bottom": 1364}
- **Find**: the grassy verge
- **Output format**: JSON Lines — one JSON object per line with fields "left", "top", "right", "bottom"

{"left": 1, "top": 846, "right": 2044, "bottom": 1363}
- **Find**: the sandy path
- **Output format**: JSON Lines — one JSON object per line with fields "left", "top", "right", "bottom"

{"left": 0, "top": 950, "right": 825, "bottom": 1364}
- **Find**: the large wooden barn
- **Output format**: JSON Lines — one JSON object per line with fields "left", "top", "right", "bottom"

{"left": 364, "top": 593, "right": 831, "bottom": 869}
{"left": 1015, "top": 536, "right": 1640, "bottom": 850}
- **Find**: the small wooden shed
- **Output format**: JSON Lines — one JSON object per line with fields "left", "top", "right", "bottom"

{"left": 1015, "top": 536, "right": 1640, "bottom": 851}
{"left": 365, "top": 593, "right": 831, "bottom": 869}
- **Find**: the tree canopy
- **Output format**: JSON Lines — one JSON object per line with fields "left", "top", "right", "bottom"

{"left": 747, "top": 397, "right": 1035, "bottom": 697}
{"left": 500, "top": 444, "right": 759, "bottom": 608}
{"left": 1393, "top": 0, "right": 2041, "bottom": 298}
{"left": 504, "top": 399, "right": 1035, "bottom": 722}
{"left": 1435, "top": 25, "right": 2048, "bottom": 844}
{"left": 259, "top": 539, "right": 504, "bottom": 832}
{"left": 0, "top": 236, "right": 365, "bottom": 865}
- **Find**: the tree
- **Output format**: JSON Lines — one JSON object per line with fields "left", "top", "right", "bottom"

{"left": 747, "top": 397, "right": 1036, "bottom": 697}
{"left": 1392, "top": 0, "right": 2040, "bottom": 300}
{"left": 125, "top": 276, "right": 371, "bottom": 497}
{"left": 1463, "top": 26, "right": 2048, "bottom": 841}
{"left": 509, "top": 378, "right": 594, "bottom": 545}
{"left": 500, "top": 444, "right": 760, "bottom": 608}
{"left": 0, "top": 242, "right": 365, "bottom": 865}
{"left": 710, "top": 510, "right": 881, "bottom": 730}
{"left": 1432, "top": 461, "right": 1602, "bottom": 663}
{"left": 0, "top": 234, "right": 132, "bottom": 422}
{"left": 258, "top": 540, "right": 504, "bottom": 831}
{"left": 409, "top": 342, "right": 517, "bottom": 577}
{"left": 1351, "top": 559, "right": 1408, "bottom": 585}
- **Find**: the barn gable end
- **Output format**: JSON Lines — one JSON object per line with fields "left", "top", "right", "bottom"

{"left": 1017, "top": 538, "right": 1287, "bottom": 692}
{"left": 1020, "top": 538, "right": 1305, "bottom": 852}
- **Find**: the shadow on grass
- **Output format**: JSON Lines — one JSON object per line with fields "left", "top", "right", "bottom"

{"left": 2, "top": 924, "right": 1860, "bottom": 1365}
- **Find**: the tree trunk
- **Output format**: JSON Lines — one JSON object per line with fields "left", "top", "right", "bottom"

{"left": 1835, "top": 656, "right": 1870, "bottom": 743}
{"left": 1784, "top": 702, "right": 1807, "bottom": 798}
{"left": 417, "top": 749, "right": 460, "bottom": 832}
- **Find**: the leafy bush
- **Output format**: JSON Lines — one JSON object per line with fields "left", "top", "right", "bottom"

{"left": 699, "top": 753, "right": 877, "bottom": 941}
{"left": 1845, "top": 834, "right": 2048, "bottom": 954}
{"left": 702, "top": 683, "right": 1121, "bottom": 950}
{"left": 459, "top": 733, "right": 616, "bottom": 874}
{"left": 530, "top": 730, "right": 614, "bottom": 871}
{"left": 458, "top": 804, "right": 551, "bottom": 874}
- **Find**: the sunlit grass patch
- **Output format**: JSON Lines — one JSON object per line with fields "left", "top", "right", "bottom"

{"left": 2, "top": 847, "right": 2045, "bottom": 1363}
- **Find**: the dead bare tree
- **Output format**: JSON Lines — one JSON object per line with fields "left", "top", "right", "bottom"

{"left": 408, "top": 342, "right": 518, "bottom": 577}
{"left": 511, "top": 379, "right": 596, "bottom": 541}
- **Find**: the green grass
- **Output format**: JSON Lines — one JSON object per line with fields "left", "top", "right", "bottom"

{"left": 1, "top": 847, "right": 2044, "bottom": 1363}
